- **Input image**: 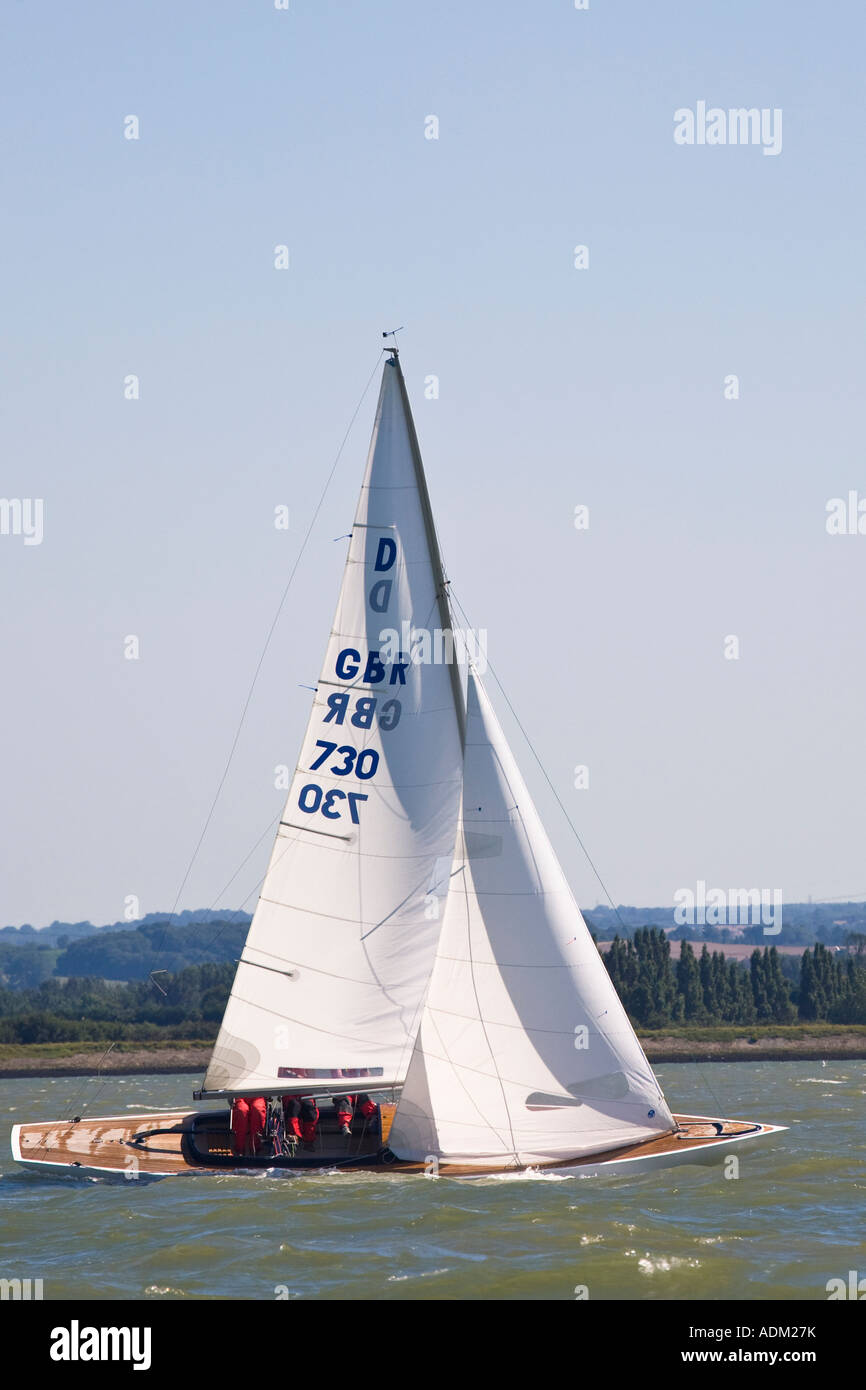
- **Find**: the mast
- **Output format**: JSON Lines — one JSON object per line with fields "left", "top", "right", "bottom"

{"left": 388, "top": 349, "right": 466, "bottom": 748}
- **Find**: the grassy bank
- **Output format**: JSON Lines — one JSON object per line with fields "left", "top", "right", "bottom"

{"left": 640, "top": 1023, "right": 866, "bottom": 1062}
{"left": 1, "top": 1026, "right": 865, "bottom": 1078}
{"left": 0, "top": 1040, "right": 214, "bottom": 1078}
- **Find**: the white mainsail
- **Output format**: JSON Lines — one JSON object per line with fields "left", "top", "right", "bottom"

{"left": 203, "top": 355, "right": 465, "bottom": 1096}
{"left": 388, "top": 668, "right": 674, "bottom": 1165}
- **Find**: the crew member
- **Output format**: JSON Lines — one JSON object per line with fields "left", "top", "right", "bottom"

{"left": 282, "top": 1095, "right": 302, "bottom": 1142}
{"left": 231, "top": 1097, "right": 250, "bottom": 1156}
{"left": 248, "top": 1096, "right": 267, "bottom": 1154}
{"left": 299, "top": 1096, "right": 319, "bottom": 1147}
{"left": 356, "top": 1093, "right": 378, "bottom": 1126}
{"left": 333, "top": 1094, "right": 353, "bottom": 1137}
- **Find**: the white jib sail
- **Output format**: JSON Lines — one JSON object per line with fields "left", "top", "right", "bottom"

{"left": 204, "top": 355, "right": 464, "bottom": 1096}
{"left": 388, "top": 668, "right": 674, "bottom": 1165}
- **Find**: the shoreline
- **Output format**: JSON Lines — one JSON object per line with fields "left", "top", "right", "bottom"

{"left": 0, "top": 1032, "right": 864, "bottom": 1079}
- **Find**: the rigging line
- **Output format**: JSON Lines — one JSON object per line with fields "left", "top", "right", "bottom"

{"left": 448, "top": 590, "right": 687, "bottom": 1125}
{"left": 173, "top": 813, "right": 284, "bottom": 963}
{"left": 216, "top": 810, "right": 308, "bottom": 930}
{"left": 148, "top": 353, "right": 384, "bottom": 971}
{"left": 58, "top": 1042, "right": 117, "bottom": 1131}
{"left": 692, "top": 1062, "right": 728, "bottom": 1124}
{"left": 448, "top": 587, "right": 633, "bottom": 942}
{"left": 450, "top": 588, "right": 677, "bottom": 1112}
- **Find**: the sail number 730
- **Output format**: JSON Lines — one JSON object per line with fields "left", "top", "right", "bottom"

{"left": 297, "top": 741, "right": 378, "bottom": 824}
{"left": 309, "top": 741, "right": 379, "bottom": 779}
{"left": 298, "top": 784, "right": 368, "bottom": 823}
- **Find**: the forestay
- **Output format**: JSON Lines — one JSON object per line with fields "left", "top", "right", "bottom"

{"left": 388, "top": 669, "right": 674, "bottom": 1165}
{"left": 203, "top": 356, "right": 464, "bottom": 1096}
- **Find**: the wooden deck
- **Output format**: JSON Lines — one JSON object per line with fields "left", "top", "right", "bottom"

{"left": 13, "top": 1110, "right": 207, "bottom": 1177}
{"left": 398, "top": 1116, "right": 778, "bottom": 1177}
{"left": 11, "top": 1109, "right": 782, "bottom": 1179}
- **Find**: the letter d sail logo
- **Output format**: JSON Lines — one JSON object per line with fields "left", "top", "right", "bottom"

{"left": 374, "top": 536, "right": 397, "bottom": 571}
{"left": 369, "top": 535, "right": 397, "bottom": 613}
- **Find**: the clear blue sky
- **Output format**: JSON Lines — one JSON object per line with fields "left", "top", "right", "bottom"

{"left": 2, "top": 1, "right": 864, "bottom": 927}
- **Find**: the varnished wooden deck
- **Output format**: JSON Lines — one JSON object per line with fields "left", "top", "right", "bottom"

{"left": 12, "top": 1110, "right": 780, "bottom": 1179}
{"left": 397, "top": 1116, "right": 776, "bottom": 1176}
{"left": 13, "top": 1110, "right": 207, "bottom": 1176}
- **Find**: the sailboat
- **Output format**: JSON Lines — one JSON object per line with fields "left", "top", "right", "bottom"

{"left": 12, "top": 349, "right": 784, "bottom": 1180}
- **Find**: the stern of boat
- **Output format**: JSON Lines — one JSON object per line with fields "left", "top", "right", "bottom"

{"left": 11, "top": 1109, "right": 207, "bottom": 1180}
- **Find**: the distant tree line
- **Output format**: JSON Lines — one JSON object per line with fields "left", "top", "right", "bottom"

{"left": 0, "top": 962, "right": 234, "bottom": 1044}
{"left": 586, "top": 905, "right": 866, "bottom": 947}
{"left": 0, "top": 921, "right": 249, "bottom": 990}
{"left": 602, "top": 930, "right": 866, "bottom": 1028}
{"left": 0, "top": 909, "right": 251, "bottom": 948}
{"left": 1, "top": 931, "right": 864, "bottom": 1047}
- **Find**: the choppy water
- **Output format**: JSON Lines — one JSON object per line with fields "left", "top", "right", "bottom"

{"left": 1, "top": 1062, "right": 863, "bottom": 1300}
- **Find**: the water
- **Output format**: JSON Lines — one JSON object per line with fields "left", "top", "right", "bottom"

{"left": 1, "top": 1062, "right": 863, "bottom": 1300}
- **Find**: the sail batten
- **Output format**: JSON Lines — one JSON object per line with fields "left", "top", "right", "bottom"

{"left": 388, "top": 669, "right": 674, "bottom": 1166}
{"left": 203, "top": 356, "right": 465, "bottom": 1097}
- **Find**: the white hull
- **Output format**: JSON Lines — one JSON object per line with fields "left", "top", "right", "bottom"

{"left": 525, "top": 1118, "right": 788, "bottom": 1179}
{"left": 11, "top": 1111, "right": 786, "bottom": 1183}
